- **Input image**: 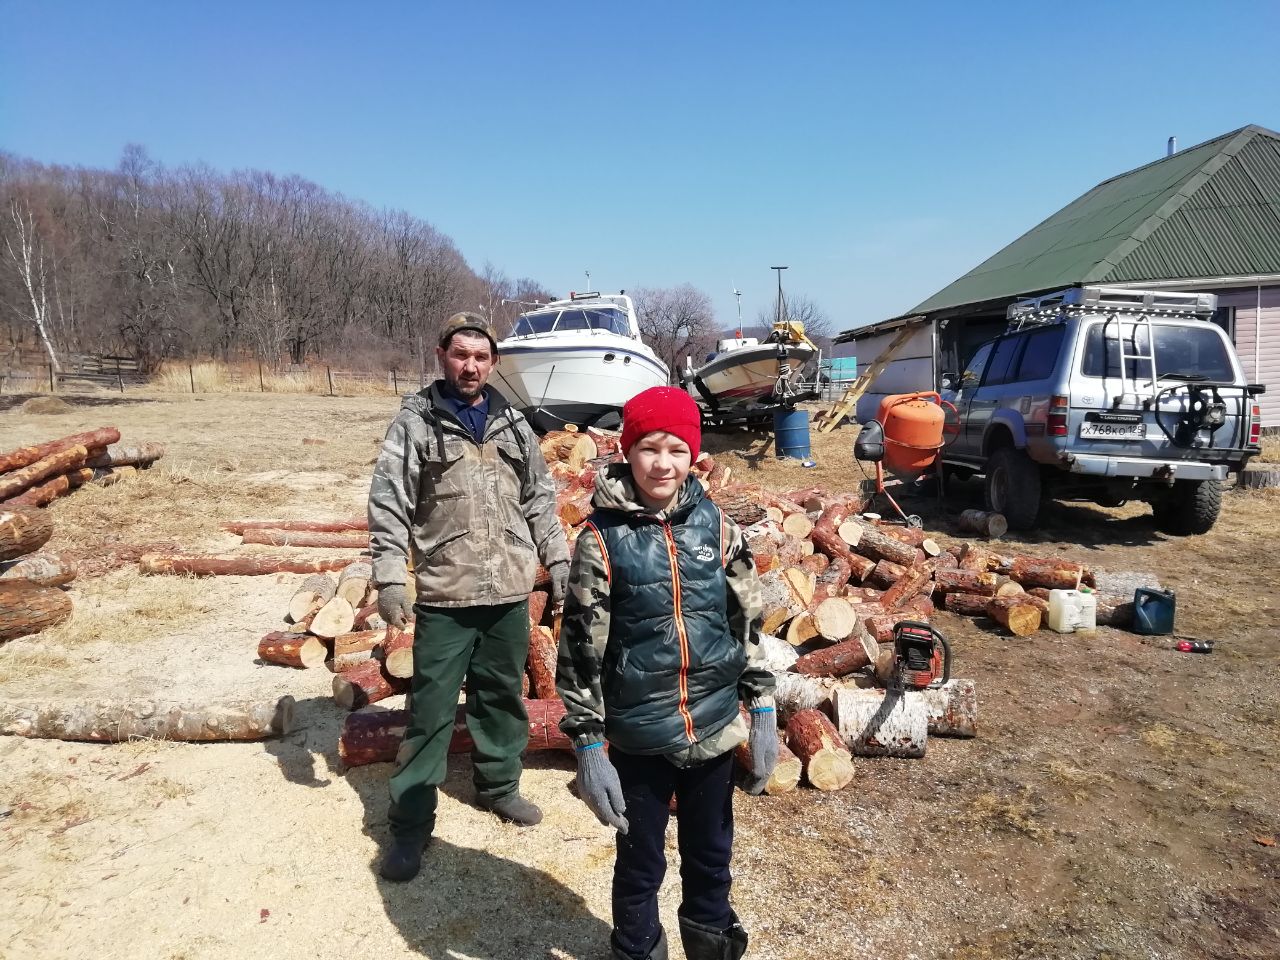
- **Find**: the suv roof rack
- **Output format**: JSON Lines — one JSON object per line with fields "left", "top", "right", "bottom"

{"left": 1007, "top": 286, "right": 1218, "bottom": 330}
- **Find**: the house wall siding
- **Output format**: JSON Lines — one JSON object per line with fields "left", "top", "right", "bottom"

{"left": 1206, "top": 285, "right": 1280, "bottom": 427}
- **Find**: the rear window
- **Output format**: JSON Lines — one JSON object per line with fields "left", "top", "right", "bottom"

{"left": 1081, "top": 322, "right": 1235, "bottom": 382}
{"left": 1015, "top": 326, "right": 1065, "bottom": 382}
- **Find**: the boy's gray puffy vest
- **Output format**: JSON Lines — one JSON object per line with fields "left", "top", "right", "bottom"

{"left": 590, "top": 492, "right": 746, "bottom": 755}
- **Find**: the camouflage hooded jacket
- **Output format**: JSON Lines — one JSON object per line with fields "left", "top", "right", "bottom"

{"left": 367, "top": 382, "right": 569, "bottom": 607}
{"left": 555, "top": 463, "right": 775, "bottom": 765}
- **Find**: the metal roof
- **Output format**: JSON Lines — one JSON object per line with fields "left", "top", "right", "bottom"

{"left": 838, "top": 125, "right": 1280, "bottom": 343}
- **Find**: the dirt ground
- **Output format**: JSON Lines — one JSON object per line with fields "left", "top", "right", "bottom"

{"left": 1, "top": 391, "right": 1278, "bottom": 960}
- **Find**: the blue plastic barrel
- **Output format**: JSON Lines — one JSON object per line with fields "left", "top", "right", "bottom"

{"left": 1132, "top": 588, "right": 1176, "bottom": 636}
{"left": 774, "top": 408, "right": 811, "bottom": 460}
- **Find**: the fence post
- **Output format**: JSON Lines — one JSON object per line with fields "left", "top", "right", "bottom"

{"left": 48, "top": 364, "right": 55, "bottom": 392}
{"left": 392, "top": 369, "right": 398, "bottom": 393}
{"left": 117, "top": 372, "right": 124, "bottom": 393}
{"left": 259, "top": 361, "right": 265, "bottom": 392}
{"left": 327, "top": 366, "right": 334, "bottom": 396}
{"left": 189, "top": 363, "right": 195, "bottom": 393}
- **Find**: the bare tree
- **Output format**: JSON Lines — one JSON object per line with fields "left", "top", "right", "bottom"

{"left": 3, "top": 195, "right": 60, "bottom": 369}
{"left": 753, "top": 293, "right": 835, "bottom": 353}
{"left": 632, "top": 284, "right": 717, "bottom": 381}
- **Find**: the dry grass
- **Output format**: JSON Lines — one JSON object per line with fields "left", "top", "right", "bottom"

{"left": 1140, "top": 722, "right": 1179, "bottom": 752}
{"left": 1257, "top": 436, "right": 1280, "bottom": 463}
{"left": 962, "top": 788, "right": 1048, "bottom": 839}
{"left": 150, "top": 360, "right": 399, "bottom": 396}
{"left": 1042, "top": 759, "right": 1113, "bottom": 802}
{"left": 35, "top": 569, "right": 218, "bottom": 650}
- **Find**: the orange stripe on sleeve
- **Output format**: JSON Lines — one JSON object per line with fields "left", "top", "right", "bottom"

{"left": 586, "top": 521, "right": 611, "bottom": 583}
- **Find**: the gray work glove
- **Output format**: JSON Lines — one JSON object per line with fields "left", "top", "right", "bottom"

{"left": 575, "top": 744, "right": 628, "bottom": 834}
{"left": 377, "top": 583, "right": 412, "bottom": 628}
{"left": 549, "top": 560, "right": 570, "bottom": 607}
{"left": 741, "top": 705, "right": 778, "bottom": 796}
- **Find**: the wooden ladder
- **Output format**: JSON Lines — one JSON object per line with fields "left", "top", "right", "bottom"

{"left": 816, "top": 321, "right": 923, "bottom": 433}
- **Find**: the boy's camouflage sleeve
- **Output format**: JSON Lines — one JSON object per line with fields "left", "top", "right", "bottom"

{"left": 367, "top": 415, "right": 421, "bottom": 587}
{"left": 554, "top": 525, "right": 610, "bottom": 747}
{"left": 519, "top": 419, "right": 571, "bottom": 569}
{"left": 723, "top": 513, "right": 776, "bottom": 707}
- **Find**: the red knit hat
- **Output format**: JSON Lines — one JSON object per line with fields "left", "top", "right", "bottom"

{"left": 621, "top": 386, "right": 702, "bottom": 460}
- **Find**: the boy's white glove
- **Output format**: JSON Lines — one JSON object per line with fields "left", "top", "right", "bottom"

{"left": 575, "top": 743, "right": 628, "bottom": 833}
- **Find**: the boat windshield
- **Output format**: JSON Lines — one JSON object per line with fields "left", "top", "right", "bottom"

{"left": 513, "top": 307, "right": 632, "bottom": 337}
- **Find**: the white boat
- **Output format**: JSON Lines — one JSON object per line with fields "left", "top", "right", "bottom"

{"left": 491, "top": 292, "right": 669, "bottom": 431}
{"left": 683, "top": 323, "right": 816, "bottom": 415}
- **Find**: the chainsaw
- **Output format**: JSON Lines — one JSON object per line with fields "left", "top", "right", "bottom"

{"left": 891, "top": 621, "right": 951, "bottom": 690}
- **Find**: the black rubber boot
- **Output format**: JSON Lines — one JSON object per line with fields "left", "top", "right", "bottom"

{"left": 378, "top": 837, "right": 428, "bottom": 882}
{"left": 477, "top": 791, "right": 543, "bottom": 826}
{"left": 678, "top": 912, "right": 747, "bottom": 960}
{"left": 611, "top": 927, "right": 668, "bottom": 960}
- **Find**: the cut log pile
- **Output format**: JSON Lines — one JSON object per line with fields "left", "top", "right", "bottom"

{"left": 0, "top": 429, "right": 164, "bottom": 508}
{"left": 0, "top": 505, "right": 74, "bottom": 644}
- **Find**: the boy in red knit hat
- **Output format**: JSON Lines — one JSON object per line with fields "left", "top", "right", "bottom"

{"left": 556, "top": 385, "right": 777, "bottom": 960}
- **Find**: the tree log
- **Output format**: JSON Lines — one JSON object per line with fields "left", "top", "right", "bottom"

{"left": 0, "top": 696, "right": 294, "bottom": 741}
{"left": 774, "top": 672, "right": 848, "bottom": 720}
{"left": 0, "top": 581, "right": 73, "bottom": 642}
{"left": 0, "top": 506, "right": 54, "bottom": 562}
{"left": 736, "top": 734, "right": 801, "bottom": 795}
{"left": 140, "top": 554, "right": 363, "bottom": 576}
{"left": 994, "top": 579, "right": 1025, "bottom": 598}
{"left": 852, "top": 525, "right": 919, "bottom": 567}
{"left": 759, "top": 632, "right": 800, "bottom": 671}
{"left": 880, "top": 563, "right": 935, "bottom": 611}
{"left": 781, "top": 512, "right": 815, "bottom": 540}
{"left": 1094, "top": 594, "right": 1134, "bottom": 628}
{"left": 932, "top": 551, "right": 958, "bottom": 571}
{"left": 4, "top": 468, "right": 94, "bottom": 507}
{"left": 792, "top": 633, "right": 878, "bottom": 678}
{"left": 527, "top": 624, "right": 558, "bottom": 699}
{"left": 987, "top": 596, "right": 1042, "bottom": 636}
{"left": 91, "top": 465, "right": 138, "bottom": 488}
{"left": 831, "top": 687, "right": 928, "bottom": 758}
{"left": 540, "top": 431, "right": 598, "bottom": 470}
{"left": 810, "top": 596, "right": 860, "bottom": 643}
{"left": 918, "top": 679, "right": 978, "bottom": 738}
{"left": 288, "top": 573, "right": 337, "bottom": 623}
{"left": 759, "top": 567, "right": 810, "bottom": 634}
{"left": 957, "top": 509, "right": 1008, "bottom": 539}
{"left": 876, "top": 525, "right": 926, "bottom": 548}
{"left": 309, "top": 596, "right": 356, "bottom": 639}
{"left": 333, "top": 629, "right": 384, "bottom": 658}
{"left": 528, "top": 589, "right": 551, "bottom": 628}
{"left": 956, "top": 543, "right": 997, "bottom": 573}
{"left": 0, "top": 446, "right": 91, "bottom": 502}
{"left": 866, "top": 559, "right": 908, "bottom": 590}
{"left": 0, "top": 552, "right": 77, "bottom": 587}
{"left": 223, "top": 518, "right": 368, "bottom": 535}
{"left": 709, "top": 488, "right": 767, "bottom": 527}
{"left": 85, "top": 442, "right": 165, "bottom": 469}
{"left": 336, "top": 561, "right": 373, "bottom": 606}
{"left": 799, "top": 553, "right": 829, "bottom": 576}
{"left": 1009, "top": 556, "right": 1083, "bottom": 590}
{"left": 380, "top": 625, "right": 415, "bottom": 679}
{"left": 0, "top": 428, "right": 119, "bottom": 474}
{"left": 332, "top": 658, "right": 408, "bottom": 710}
{"left": 934, "top": 569, "right": 999, "bottom": 596}
{"left": 785, "top": 709, "right": 855, "bottom": 790}
{"left": 353, "top": 602, "right": 386, "bottom": 631}
{"left": 942, "top": 592, "right": 993, "bottom": 617}
{"left": 338, "top": 699, "right": 572, "bottom": 766}
{"left": 784, "top": 610, "right": 820, "bottom": 646}
{"left": 257, "top": 631, "right": 328, "bottom": 668}
{"left": 241, "top": 529, "right": 371, "bottom": 549}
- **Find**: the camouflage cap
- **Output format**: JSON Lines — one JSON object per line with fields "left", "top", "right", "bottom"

{"left": 439, "top": 311, "right": 499, "bottom": 353}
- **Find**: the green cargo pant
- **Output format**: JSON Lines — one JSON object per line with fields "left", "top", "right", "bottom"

{"left": 387, "top": 600, "right": 530, "bottom": 843}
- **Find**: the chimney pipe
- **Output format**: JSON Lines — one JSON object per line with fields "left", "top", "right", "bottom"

{"left": 1167, "top": 136, "right": 1177, "bottom": 157}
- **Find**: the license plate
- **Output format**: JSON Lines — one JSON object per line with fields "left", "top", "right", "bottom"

{"left": 1080, "top": 422, "right": 1147, "bottom": 440}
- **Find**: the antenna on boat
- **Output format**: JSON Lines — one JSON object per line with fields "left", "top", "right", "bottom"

{"left": 585, "top": 269, "right": 591, "bottom": 292}
{"left": 771, "top": 266, "right": 789, "bottom": 325}
{"left": 732, "top": 285, "right": 743, "bottom": 338}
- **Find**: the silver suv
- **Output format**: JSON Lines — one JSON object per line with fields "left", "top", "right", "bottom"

{"left": 940, "top": 287, "right": 1265, "bottom": 534}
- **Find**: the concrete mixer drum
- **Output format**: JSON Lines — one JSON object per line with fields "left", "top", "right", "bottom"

{"left": 876, "top": 391, "right": 951, "bottom": 477}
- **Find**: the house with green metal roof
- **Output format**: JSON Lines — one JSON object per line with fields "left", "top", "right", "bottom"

{"left": 837, "top": 124, "right": 1280, "bottom": 425}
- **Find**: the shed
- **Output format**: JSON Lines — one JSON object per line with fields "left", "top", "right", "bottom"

{"left": 838, "top": 124, "right": 1280, "bottom": 426}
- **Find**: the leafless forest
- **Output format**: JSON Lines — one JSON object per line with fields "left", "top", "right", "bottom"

{"left": 1, "top": 147, "right": 830, "bottom": 379}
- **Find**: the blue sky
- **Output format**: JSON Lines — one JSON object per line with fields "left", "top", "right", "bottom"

{"left": 3, "top": 1, "right": 1278, "bottom": 337}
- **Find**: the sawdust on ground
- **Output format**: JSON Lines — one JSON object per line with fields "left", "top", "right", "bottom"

{"left": 1, "top": 392, "right": 1278, "bottom": 960}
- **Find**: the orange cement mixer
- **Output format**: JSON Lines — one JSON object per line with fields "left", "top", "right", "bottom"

{"left": 876, "top": 392, "right": 947, "bottom": 476}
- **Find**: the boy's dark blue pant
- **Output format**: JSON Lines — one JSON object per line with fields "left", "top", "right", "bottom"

{"left": 610, "top": 747, "right": 735, "bottom": 959}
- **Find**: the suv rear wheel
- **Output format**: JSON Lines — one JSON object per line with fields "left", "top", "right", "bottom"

{"left": 1152, "top": 479, "right": 1222, "bottom": 535}
{"left": 984, "top": 447, "right": 1041, "bottom": 529}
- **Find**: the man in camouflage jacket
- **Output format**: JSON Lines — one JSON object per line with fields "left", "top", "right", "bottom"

{"left": 369, "top": 312, "right": 569, "bottom": 882}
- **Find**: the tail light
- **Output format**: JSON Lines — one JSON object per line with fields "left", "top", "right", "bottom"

{"left": 1248, "top": 403, "right": 1262, "bottom": 447}
{"left": 1048, "top": 395, "right": 1069, "bottom": 437}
